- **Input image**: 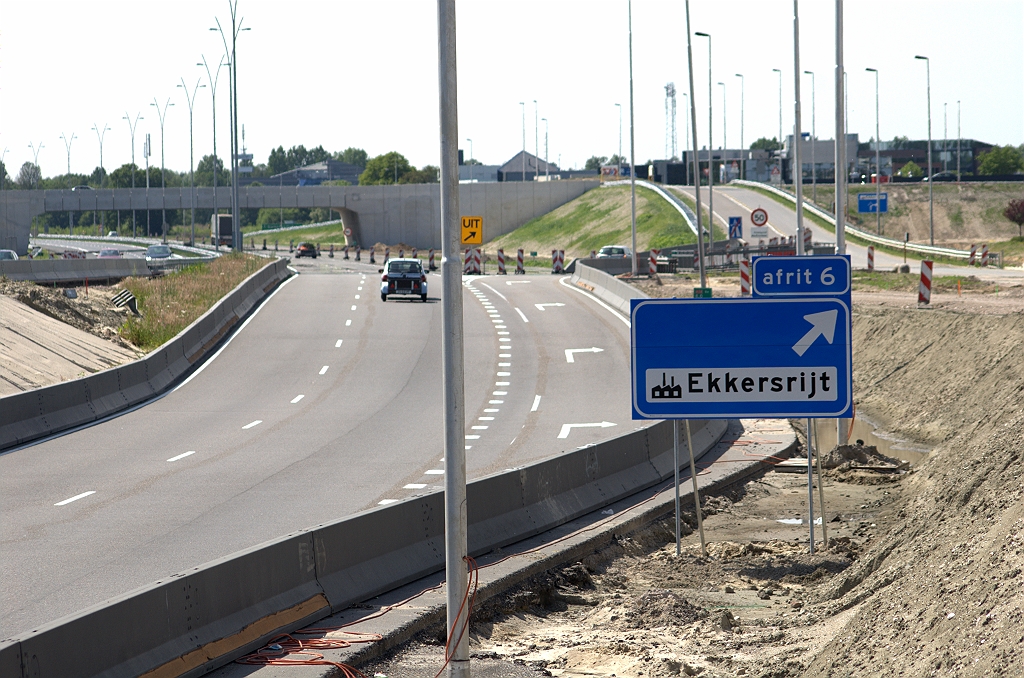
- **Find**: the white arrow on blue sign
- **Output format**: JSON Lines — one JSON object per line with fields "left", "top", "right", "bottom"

{"left": 631, "top": 297, "right": 852, "bottom": 419}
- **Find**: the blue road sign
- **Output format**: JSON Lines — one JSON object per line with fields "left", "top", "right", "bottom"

{"left": 752, "top": 255, "right": 851, "bottom": 305}
{"left": 857, "top": 192, "right": 888, "bottom": 213}
{"left": 631, "top": 297, "right": 852, "bottom": 420}
{"left": 728, "top": 216, "right": 743, "bottom": 239}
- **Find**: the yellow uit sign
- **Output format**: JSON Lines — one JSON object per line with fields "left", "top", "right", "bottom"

{"left": 461, "top": 216, "right": 483, "bottom": 244}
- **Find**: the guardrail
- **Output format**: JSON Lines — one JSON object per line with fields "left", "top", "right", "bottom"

{"left": 731, "top": 180, "right": 980, "bottom": 262}
{"left": 0, "top": 262, "right": 728, "bottom": 678}
{"left": 0, "top": 257, "right": 291, "bottom": 452}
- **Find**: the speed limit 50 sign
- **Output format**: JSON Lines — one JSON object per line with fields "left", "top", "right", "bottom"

{"left": 751, "top": 208, "right": 769, "bottom": 227}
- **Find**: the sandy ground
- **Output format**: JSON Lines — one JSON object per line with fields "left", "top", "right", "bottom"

{"left": 0, "top": 281, "right": 141, "bottom": 397}
{"left": 366, "top": 283, "right": 1024, "bottom": 678}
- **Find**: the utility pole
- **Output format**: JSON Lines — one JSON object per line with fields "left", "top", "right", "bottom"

{"left": 685, "top": 0, "right": 706, "bottom": 289}
{"left": 835, "top": 0, "right": 849, "bottom": 449}
{"left": 213, "top": 1, "right": 250, "bottom": 251}
{"left": 915, "top": 55, "right": 933, "bottom": 246}
{"left": 92, "top": 123, "right": 111, "bottom": 232}
{"left": 520, "top": 101, "right": 525, "bottom": 181}
{"left": 60, "top": 132, "right": 77, "bottom": 232}
{"left": 534, "top": 99, "right": 539, "bottom": 180}
{"left": 773, "top": 68, "right": 783, "bottom": 185}
{"left": 628, "top": 0, "right": 637, "bottom": 276}
{"left": 866, "top": 68, "right": 881, "bottom": 235}
{"left": 735, "top": 74, "right": 744, "bottom": 179}
{"left": 145, "top": 133, "right": 152, "bottom": 235}
{"left": 804, "top": 70, "right": 816, "bottom": 203}
{"left": 542, "top": 118, "right": 549, "bottom": 179}
{"left": 943, "top": 102, "right": 948, "bottom": 173}
{"left": 792, "top": 1, "right": 805, "bottom": 257}
{"left": 615, "top": 102, "right": 622, "bottom": 165}
{"left": 718, "top": 82, "right": 726, "bottom": 180}
{"left": 695, "top": 32, "right": 713, "bottom": 252}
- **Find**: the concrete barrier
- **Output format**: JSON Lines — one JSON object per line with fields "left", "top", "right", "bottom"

{"left": 0, "top": 258, "right": 291, "bottom": 451}
{"left": 0, "top": 258, "right": 152, "bottom": 283}
{"left": 570, "top": 261, "right": 647, "bottom": 316}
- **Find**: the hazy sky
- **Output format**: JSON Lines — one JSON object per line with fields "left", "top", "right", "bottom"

{"left": 2, "top": 0, "right": 1021, "bottom": 178}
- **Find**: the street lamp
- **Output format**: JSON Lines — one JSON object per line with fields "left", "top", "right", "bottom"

{"left": 773, "top": 68, "right": 783, "bottom": 183}
{"left": 695, "top": 31, "right": 713, "bottom": 251}
{"left": 803, "top": 70, "right": 816, "bottom": 203}
{"left": 178, "top": 77, "right": 206, "bottom": 246}
{"left": 943, "top": 102, "right": 948, "bottom": 173}
{"left": 614, "top": 102, "right": 622, "bottom": 164}
{"left": 466, "top": 138, "right": 472, "bottom": 162}
{"left": 150, "top": 97, "right": 174, "bottom": 243}
{"left": 914, "top": 54, "right": 933, "bottom": 245}
{"left": 541, "top": 117, "right": 549, "bottom": 179}
{"left": 91, "top": 123, "right": 111, "bottom": 233}
{"left": 533, "top": 99, "right": 539, "bottom": 180}
{"left": 60, "top": 132, "right": 77, "bottom": 232}
{"left": 199, "top": 55, "right": 227, "bottom": 230}
{"left": 865, "top": 68, "right": 881, "bottom": 235}
{"left": 519, "top": 101, "right": 525, "bottom": 181}
{"left": 123, "top": 112, "right": 143, "bottom": 237}
{"left": 213, "top": 2, "right": 251, "bottom": 251}
{"left": 735, "top": 74, "right": 744, "bottom": 179}
{"left": 717, "top": 81, "right": 726, "bottom": 180}
{"left": 28, "top": 142, "right": 44, "bottom": 189}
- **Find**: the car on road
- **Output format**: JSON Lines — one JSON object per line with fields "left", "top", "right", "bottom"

{"left": 145, "top": 244, "right": 172, "bottom": 260}
{"left": 596, "top": 246, "right": 633, "bottom": 259}
{"left": 295, "top": 242, "right": 318, "bottom": 258}
{"left": 923, "top": 171, "right": 957, "bottom": 182}
{"left": 97, "top": 248, "right": 122, "bottom": 259}
{"left": 70, "top": 185, "right": 93, "bottom": 191}
{"left": 0, "top": 249, "right": 18, "bottom": 261}
{"left": 380, "top": 258, "right": 427, "bottom": 302}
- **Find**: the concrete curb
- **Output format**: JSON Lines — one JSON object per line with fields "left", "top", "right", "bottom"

{"left": 0, "top": 257, "right": 291, "bottom": 452}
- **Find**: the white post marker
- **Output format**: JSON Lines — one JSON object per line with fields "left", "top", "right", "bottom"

{"left": 564, "top": 347, "right": 604, "bottom": 363}
{"left": 557, "top": 421, "right": 616, "bottom": 439}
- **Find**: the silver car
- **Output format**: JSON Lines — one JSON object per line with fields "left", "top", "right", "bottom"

{"left": 596, "top": 245, "right": 633, "bottom": 259}
{"left": 0, "top": 249, "right": 18, "bottom": 261}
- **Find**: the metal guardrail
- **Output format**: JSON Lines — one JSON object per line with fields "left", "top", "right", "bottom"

{"left": 731, "top": 180, "right": 981, "bottom": 262}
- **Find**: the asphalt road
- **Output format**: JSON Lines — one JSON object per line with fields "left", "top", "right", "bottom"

{"left": 678, "top": 185, "right": 1024, "bottom": 282}
{"left": 0, "top": 255, "right": 641, "bottom": 637}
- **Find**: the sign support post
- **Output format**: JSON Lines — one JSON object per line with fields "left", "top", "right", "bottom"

{"left": 684, "top": 420, "right": 707, "bottom": 557}
{"left": 673, "top": 421, "right": 682, "bottom": 556}
{"left": 806, "top": 418, "right": 815, "bottom": 553}
{"left": 813, "top": 419, "right": 828, "bottom": 547}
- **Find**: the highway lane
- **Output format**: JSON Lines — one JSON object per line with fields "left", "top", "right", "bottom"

{"left": 0, "top": 258, "right": 639, "bottom": 636}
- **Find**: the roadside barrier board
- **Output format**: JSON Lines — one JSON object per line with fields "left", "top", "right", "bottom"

{"left": 631, "top": 297, "right": 852, "bottom": 420}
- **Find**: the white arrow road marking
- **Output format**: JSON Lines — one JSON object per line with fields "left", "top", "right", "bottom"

{"left": 564, "top": 347, "right": 604, "bottom": 363}
{"left": 534, "top": 303, "right": 565, "bottom": 311}
{"left": 558, "top": 421, "right": 617, "bottom": 439}
{"left": 167, "top": 451, "right": 196, "bottom": 462}
{"left": 506, "top": 280, "right": 531, "bottom": 285}
{"left": 792, "top": 310, "right": 839, "bottom": 356}
{"left": 55, "top": 491, "right": 96, "bottom": 506}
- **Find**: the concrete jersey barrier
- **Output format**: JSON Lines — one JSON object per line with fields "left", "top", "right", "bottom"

{"left": 0, "top": 257, "right": 291, "bottom": 452}
{"left": 0, "top": 258, "right": 153, "bottom": 283}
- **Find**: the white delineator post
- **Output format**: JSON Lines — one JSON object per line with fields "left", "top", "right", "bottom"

{"left": 969, "top": 243, "right": 976, "bottom": 267}
{"left": 590, "top": 250, "right": 597, "bottom": 259}
{"left": 867, "top": 245, "right": 875, "bottom": 272}
{"left": 919, "top": 260, "right": 933, "bottom": 305}
{"left": 497, "top": 248, "right": 506, "bottom": 275}
{"left": 437, "top": 1, "right": 469, "bottom": 676}
{"left": 981, "top": 244, "right": 989, "bottom": 267}
{"left": 649, "top": 249, "right": 660, "bottom": 276}
{"left": 516, "top": 248, "right": 525, "bottom": 275}
{"left": 739, "top": 259, "right": 751, "bottom": 295}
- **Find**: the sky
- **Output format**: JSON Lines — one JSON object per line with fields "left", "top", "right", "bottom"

{"left": 1, "top": 0, "right": 1022, "bottom": 179}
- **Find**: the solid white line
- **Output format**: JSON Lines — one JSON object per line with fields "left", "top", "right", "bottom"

{"left": 466, "top": 435, "right": 481, "bottom": 439}
{"left": 378, "top": 499, "right": 399, "bottom": 505}
{"left": 514, "top": 307, "right": 529, "bottom": 322}
{"left": 55, "top": 491, "right": 96, "bottom": 506}
{"left": 346, "top": 319, "right": 352, "bottom": 326}
{"left": 404, "top": 483, "right": 427, "bottom": 489}
{"left": 335, "top": 340, "right": 343, "bottom": 347}
{"left": 291, "top": 395, "right": 305, "bottom": 404}
{"left": 532, "top": 395, "right": 542, "bottom": 412}
{"left": 167, "top": 451, "right": 196, "bottom": 462}
{"left": 350, "top": 305, "right": 357, "bottom": 311}
{"left": 479, "top": 282, "right": 507, "bottom": 301}
{"left": 425, "top": 469, "right": 445, "bottom": 475}
{"left": 557, "top": 276, "right": 630, "bottom": 327}
{"left": 319, "top": 366, "right": 329, "bottom": 375}
{"left": 242, "top": 420, "right": 262, "bottom": 429}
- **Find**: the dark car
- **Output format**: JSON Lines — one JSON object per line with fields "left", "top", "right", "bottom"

{"left": 923, "top": 171, "right": 957, "bottom": 182}
{"left": 97, "top": 248, "right": 122, "bottom": 259}
{"left": 380, "top": 258, "right": 428, "bottom": 302}
{"left": 295, "top": 242, "right": 318, "bottom": 258}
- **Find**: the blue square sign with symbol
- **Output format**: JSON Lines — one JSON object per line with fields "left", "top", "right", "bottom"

{"left": 728, "top": 216, "right": 742, "bottom": 239}
{"left": 857, "top": 192, "right": 888, "bottom": 213}
{"left": 631, "top": 297, "right": 852, "bottom": 420}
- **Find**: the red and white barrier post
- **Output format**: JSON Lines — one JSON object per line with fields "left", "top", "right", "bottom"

{"left": 398, "top": 249, "right": 404, "bottom": 259}
{"left": 497, "top": 248, "right": 506, "bottom": 275}
{"left": 739, "top": 259, "right": 751, "bottom": 296}
{"left": 919, "top": 260, "right": 933, "bottom": 305}
{"left": 463, "top": 249, "right": 471, "bottom": 274}
{"left": 516, "top": 248, "right": 525, "bottom": 275}
{"left": 384, "top": 247, "right": 390, "bottom": 263}
{"left": 649, "top": 249, "right": 660, "bottom": 276}
{"left": 551, "top": 250, "right": 564, "bottom": 274}
{"left": 590, "top": 250, "right": 597, "bottom": 259}
{"left": 981, "top": 243, "right": 989, "bottom": 267}
{"left": 412, "top": 248, "right": 417, "bottom": 260}
{"left": 343, "top": 245, "right": 349, "bottom": 260}
{"left": 803, "top": 228, "right": 812, "bottom": 253}
{"left": 969, "top": 243, "right": 976, "bottom": 266}
{"left": 428, "top": 248, "right": 436, "bottom": 270}
{"left": 867, "top": 246, "right": 875, "bottom": 272}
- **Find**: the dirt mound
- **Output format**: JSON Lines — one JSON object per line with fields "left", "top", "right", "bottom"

{"left": 818, "top": 443, "right": 906, "bottom": 471}
{"left": 0, "top": 279, "right": 136, "bottom": 349}
{"left": 618, "top": 589, "right": 707, "bottom": 630}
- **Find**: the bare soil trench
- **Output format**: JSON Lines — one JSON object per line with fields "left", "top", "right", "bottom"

{"left": 366, "top": 286, "right": 1024, "bottom": 678}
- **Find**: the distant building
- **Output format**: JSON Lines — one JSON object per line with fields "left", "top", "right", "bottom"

{"left": 498, "top": 151, "right": 560, "bottom": 182}
{"left": 459, "top": 164, "right": 500, "bottom": 183}
{"left": 267, "top": 159, "right": 363, "bottom": 186}
{"left": 855, "top": 138, "right": 993, "bottom": 178}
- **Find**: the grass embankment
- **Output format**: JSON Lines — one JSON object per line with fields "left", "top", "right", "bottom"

{"left": 489, "top": 185, "right": 698, "bottom": 259}
{"left": 240, "top": 223, "right": 349, "bottom": 247}
{"left": 119, "top": 253, "right": 265, "bottom": 350}
{"left": 851, "top": 270, "right": 998, "bottom": 293}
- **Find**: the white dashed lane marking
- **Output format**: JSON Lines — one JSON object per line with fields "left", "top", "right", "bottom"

{"left": 291, "top": 395, "right": 305, "bottom": 404}
{"left": 54, "top": 491, "right": 96, "bottom": 506}
{"left": 336, "top": 340, "right": 343, "bottom": 347}
{"left": 167, "top": 451, "right": 196, "bottom": 462}
{"left": 404, "top": 483, "right": 427, "bottom": 489}
{"left": 319, "top": 366, "right": 329, "bottom": 375}
{"left": 425, "top": 469, "right": 445, "bottom": 475}
{"left": 350, "top": 305, "right": 357, "bottom": 311}
{"left": 242, "top": 420, "right": 262, "bottom": 430}
{"left": 532, "top": 395, "right": 542, "bottom": 412}
{"left": 346, "top": 319, "right": 352, "bottom": 326}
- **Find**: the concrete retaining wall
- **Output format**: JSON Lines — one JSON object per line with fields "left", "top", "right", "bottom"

{"left": 0, "top": 257, "right": 291, "bottom": 452}
{"left": 0, "top": 258, "right": 152, "bottom": 283}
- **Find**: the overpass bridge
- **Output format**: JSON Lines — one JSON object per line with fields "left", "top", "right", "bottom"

{"left": 0, "top": 180, "right": 598, "bottom": 256}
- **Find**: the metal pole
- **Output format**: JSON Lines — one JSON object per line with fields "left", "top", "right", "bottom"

{"left": 793, "top": 1, "right": 804, "bottom": 256}
{"left": 835, "top": 0, "right": 849, "bottom": 448}
{"left": 943, "top": 102, "right": 948, "bottom": 173}
{"left": 673, "top": 421, "right": 681, "bottom": 556}
{"left": 520, "top": 102, "right": 525, "bottom": 181}
{"left": 542, "top": 118, "right": 549, "bottom": 179}
{"left": 696, "top": 32, "right": 713, "bottom": 253}
{"left": 615, "top": 103, "right": 622, "bottom": 164}
{"left": 718, "top": 81, "right": 726, "bottom": 181}
{"left": 145, "top": 133, "right": 151, "bottom": 235}
{"left": 534, "top": 99, "right": 539, "bottom": 180}
{"left": 915, "top": 55, "right": 933, "bottom": 245}
{"left": 200, "top": 56, "right": 225, "bottom": 227}
{"left": 956, "top": 100, "right": 961, "bottom": 184}
{"left": 151, "top": 97, "right": 172, "bottom": 243}
{"left": 735, "top": 74, "right": 744, "bottom": 178}
{"left": 628, "top": 0, "right": 637, "bottom": 277}
{"left": 437, "top": 2, "right": 468, "bottom": 676}
{"left": 804, "top": 70, "right": 816, "bottom": 203}
{"left": 774, "top": 68, "right": 782, "bottom": 184}
{"left": 813, "top": 419, "right": 828, "bottom": 548}
{"left": 684, "top": 420, "right": 707, "bottom": 557}
{"left": 866, "top": 68, "right": 880, "bottom": 235}
{"left": 91, "top": 123, "right": 110, "bottom": 230}
{"left": 685, "top": 0, "right": 707, "bottom": 289}
{"left": 60, "top": 132, "right": 77, "bottom": 233}
{"left": 806, "top": 418, "right": 815, "bottom": 554}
